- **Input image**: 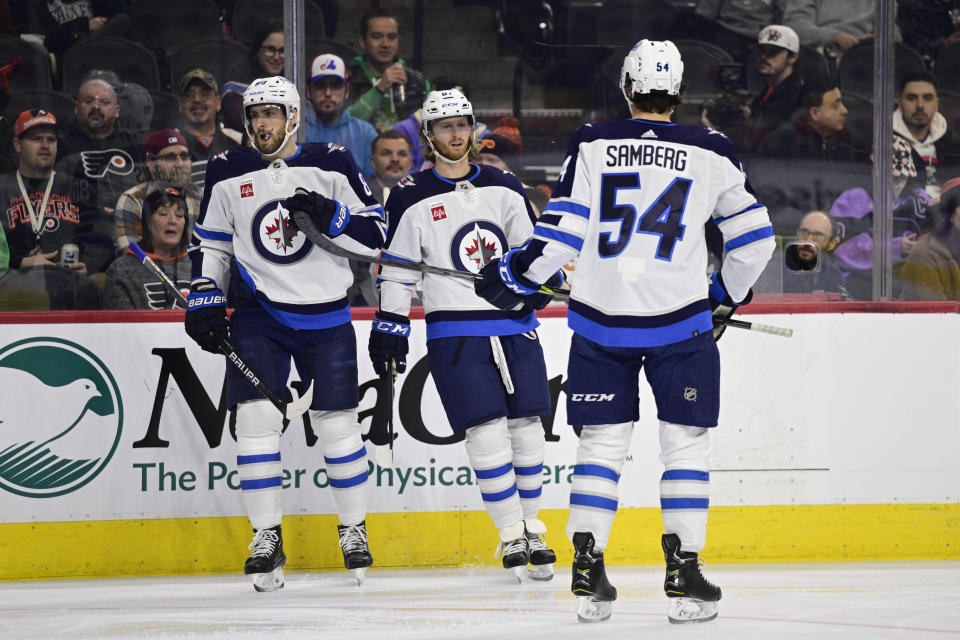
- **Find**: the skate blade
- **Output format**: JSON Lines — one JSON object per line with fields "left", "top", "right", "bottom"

{"left": 527, "top": 563, "right": 554, "bottom": 581}
{"left": 352, "top": 567, "right": 367, "bottom": 586}
{"left": 508, "top": 566, "right": 527, "bottom": 583}
{"left": 576, "top": 596, "right": 612, "bottom": 623}
{"left": 251, "top": 568, "right": 284, "bottom": 592}
{"left": 668, "top": 598, "right": 718, "bottom": 624}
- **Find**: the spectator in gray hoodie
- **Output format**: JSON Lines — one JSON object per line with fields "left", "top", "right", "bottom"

{"left": 103, "top": 186, "right": 189, "bottom": 309}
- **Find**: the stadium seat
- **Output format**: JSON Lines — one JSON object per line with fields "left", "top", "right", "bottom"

{"left": 838, "top": 41, "right": 925, "bottom": 98}
{"left": 745, "top": 44, "right": 828, "bottom": 94}
{"left": 595, "top": 0, "right": 678, "bottom": 49}
{"left": 840, "top": 90, "right": 873, "bottom": 151}
{"left": 61, "top": 37, "right": 161, "bottom": 96}
{"left": 231, "top": 0, "right": 325, "bottom": 46}
{"left": 936, "top": 41, "right": 960, "bottom": 95}
{"left": 939, "top": 90, "right": 960, "bottom": 132}
{"left": 148, "top": 90, "right": 182, "bottom": 130}
{"left": 0, "top": 36, "right": 53, "bottom": 91}
{"left": 305, "top": 37, "right": 360, "bottom": 67}
{"left": 4, "top": 88, "right": 74, "bottom": 128}
{"left": 673, "top": 39, "right": 734, "bottom": 102}
{"left": 169, "top": 38, "right": 248, "bottom": 90}
{"left": 131, "top": 0, "right": 222, "bottom": 54}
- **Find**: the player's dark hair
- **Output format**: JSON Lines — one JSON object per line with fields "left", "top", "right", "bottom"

{"left": 899, "top": 70, "right": 938, "bottom": 96}
{"left": 624, "top": 82, "right": 686, "bottom": 115}
{"left": 800, "top": 83, "right": 838, "bottom": 111}
{"left": 371, "top": 129, "right": 412, "bottom": 154}
{"left": 359, "top": 9, "right": 398, "bottom": 37}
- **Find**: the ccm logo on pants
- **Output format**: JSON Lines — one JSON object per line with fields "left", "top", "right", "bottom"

{"left": 570, "top": 393, "right": 615, "bottom": 402}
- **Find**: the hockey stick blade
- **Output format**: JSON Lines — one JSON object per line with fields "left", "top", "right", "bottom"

{"left": 720, "top": 317, "right": 794, "bottom": 338}
{"left": 129, "top": 242, "right": 314, "bottom": 419}
{"left": 374, "top": 361, "right": 396, "bottom": 467}
{"left": 290, "top": 206, "right": 567, "bottom": 298}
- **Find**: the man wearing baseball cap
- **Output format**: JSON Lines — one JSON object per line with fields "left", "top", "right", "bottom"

{"left": 0, "top": 109, "right": 101, "bottom": 309}
{"left": 745, "top": 25, "right": 804, "bottom": 149}
{"left": 113, "top": 128, "right": 201, "bottom": 252}
{"left": 177, "top": 68, "right": 239, "bottom": 163}
{"left": 304, "top": 53, "right": 378, "bottom": 178}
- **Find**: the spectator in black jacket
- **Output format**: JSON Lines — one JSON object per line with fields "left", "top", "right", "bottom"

{"left": 744, "top": 25, "right": 805, "bottom": 149}
{"left": 11, "top": 0, "right": 131, "bottom": 61}
{"left": 897, "top": 0, "right": 960, "bottom": 72}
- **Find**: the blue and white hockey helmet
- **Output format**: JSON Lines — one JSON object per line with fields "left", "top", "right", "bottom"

{"left": 621, "top": 39, "right": 684, "bottom": 99}
{"left": 421, "top": 89, "right": 474, "bottom": 136}
{"left": 242, "top": 76, "right": 300, "bottom": 134}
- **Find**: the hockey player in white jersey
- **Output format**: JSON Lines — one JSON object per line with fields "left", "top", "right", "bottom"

{"left": 475, "top": 41, "right": 775, "bottom": 622}
{"left": 368, "top": 89, "right": 563, "bottom": 581}
{"left": 184, "top": 76, "right": 386, "bottom": 591}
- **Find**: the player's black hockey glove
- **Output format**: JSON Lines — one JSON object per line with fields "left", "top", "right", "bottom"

{"left": 708, "top": 270, "right": 753, "bottom": 342}
{"left": 369, "top": 311, "right": 410, "bottom": 377}
{"left": 475, "top": 248, "right": 541, "bottom": 310}
{"left": 520, "top": 269, "right": 566, "bottom": 313}
{"left": 185, "top": 277, "right": 228, "bottom": 354}
{"left": 285, "top": 190, "right": 350, "bottom": 238}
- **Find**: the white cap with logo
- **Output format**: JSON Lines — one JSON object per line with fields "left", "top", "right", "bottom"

{"left": 758, "top": 25, "right": 799, "bottom": 54}
{"left": 310, "top": 54, "right": 347, "bottom": 84}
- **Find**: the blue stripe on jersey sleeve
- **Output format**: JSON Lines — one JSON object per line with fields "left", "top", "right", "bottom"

{"left": 724, "top": 226, "right": 774, "bottom": 252}
{"left": 193, "top": 225, "right": 233, "bottom": 242}
{"left": 534, "top": 225, "right": 584, "bottom": 251}
{"left": 715, "top": 202, "right": 764, "bottom": 225}
{"left": 544, "top": 199, "right": 590, "bottom": 218}
{"left": 381, "top": 251, "right": 420, "bottom": 264}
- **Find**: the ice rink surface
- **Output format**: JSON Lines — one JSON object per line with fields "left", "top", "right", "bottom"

{"left": 3, "top": 562, "right": 960, "bottom": 639}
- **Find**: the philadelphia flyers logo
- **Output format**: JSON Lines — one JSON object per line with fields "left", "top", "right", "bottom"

{"left": 80, "top": 149, "right": 135, "bottom": 178}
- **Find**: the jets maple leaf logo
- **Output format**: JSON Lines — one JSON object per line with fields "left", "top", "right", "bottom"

{"left": 464, "top": 235, "right": 498, "bottom": 266}
{"left": 263, "top": 206, "right": 299, "bottom": 253}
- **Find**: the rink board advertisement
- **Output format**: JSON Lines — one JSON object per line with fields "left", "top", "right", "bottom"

{"left": 1, "top": 307, "right": 959, "bottom": 576}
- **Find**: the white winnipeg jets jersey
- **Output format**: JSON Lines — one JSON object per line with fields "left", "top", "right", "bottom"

{"left": 379, "top": 164, "right": 539, "bottom": 340}
{"left": 190, "top": 144, "right": 385, "bottom": 329}
{"left": 519, "top": 119, "right": 774, "bottom": 347}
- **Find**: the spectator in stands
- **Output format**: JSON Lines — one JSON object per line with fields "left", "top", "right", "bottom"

{"left": 0, "top": 214, "right": 8, "bottom": 278}
{"left": 367, "top": 130, "right": 413, "bottom": 206}
{"left": 900, "top": 177, "right": 960, "bottom": 300}
{"left": 691, "top": 0, "right": 788, "bottom": 63}
{"left": 347, "top": 8, "right": 431, "bottom": 132}
{"left": 104, "top": 186, "right": 190, "bottom": 309}
{"left": 893, "top": 70, "right": 960, "bottom": 202}
{"left": 783, "top": 209, "right": 849, "bottom": 295}
{"left": 743, "top": 25, "right": 805, "bottom": 148}
{"left": 897, "top": 0, "right": 960, "bottom": 72}
{"left": 177, "top": 69, "right": 238, "bottom": 160}
{"left": 58, "top": 76, "right": 146, "bottom": 272}
{"left": 226, "top": 21, "right": 285, "bottom": 86}
{"left": 758, "top": 83, "right": 868, "bottom": 161}
{"left": 0, "top": 57, "right": 24, "bottom": 174}
{"left": 477, "top": 117, "right": 553, "bottom": 216}
{"left": 0, "top": 109, "right": 100, "bottom": 309}
{"left": 12, "top": 0, "right": 132, "bottom": 61}
{"left": 113, "top": 128, "right": 201, "bottom": 253}
{"left": 304, "top": 54, "right": 378, "bottom": 179}
{"left": 782, "top": 0, "right": 883, "bottom": 54}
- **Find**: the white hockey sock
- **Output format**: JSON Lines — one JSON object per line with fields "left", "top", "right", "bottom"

{"left": 659, "top": 421, "right": 711, "bottom": 553}
{"left": 235, "top": 400, "right": 283, "bottom": 530}
{"left": 507, "top": 416, "right": 546, "bottom": 520}
{"left": 566, "top": 422, "right": 633, "bottom": 551}
{"left": 312, "top": 408, "right": 369, "bottom": 526}
{"left": 464, "top": 417, "right": 523, "bottom": 531}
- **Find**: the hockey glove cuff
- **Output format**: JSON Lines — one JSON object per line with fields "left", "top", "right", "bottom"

{"left": 285, "top": 190, "right": 350, "bottom": 238}
{"left": 521, "top": 268, "right": 566, "bottom": 313}
{"left": 475, "top": 248, "right": 540, "bottom": 310}
{"left": 369, "top": 311, "right": 410, "bottom": 377}
{"left": 709, "top": 271, "right": 753, "bottom": 342}
{"left": 185, "top": 277, "right": 228, "bottom": 354}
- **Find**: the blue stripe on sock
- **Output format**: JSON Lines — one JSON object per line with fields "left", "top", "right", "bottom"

{"left": 328, "top": 470, "right": 369, "bottom": 489}
{"left": 481, "top": 484, "right": 518, "bottom": 502}
{"left": 324, "top": 447, "right": 367, "bottom": 465}
{"left": 237, "top": 452, "right": 281, "bottom": 465}
{"left": 570, "top": 492, "right": 618, "bottom": 512}
{"left": 240, "top": 476, "right": 282, "bottom": 490}
{"left": 474, "top": 462, "right": 513, "bottom": 480}
{"left": 660, "top": 497, "right": 709, "bottom": 510}
{"left": 661, "top": 469, "right": 709, "bottom": 482}
{"left": 514, "top": 463, "right": 543, "bottom": 476}
{"left": 518, "top": 487, "right": 542, "bottom": 499}
{"left": 573, "top": 463, "right": 621, "bottom": 483}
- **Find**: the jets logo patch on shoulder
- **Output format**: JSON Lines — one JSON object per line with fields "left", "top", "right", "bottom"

{"left": 450, "top": 220, "right": 508, "bottom": 274}
{"left": 398, "top": 175, "right": 416, "bottom": 188}
{"left": 80, "top": 149, "right": 135, "bottom": 178}
{"left": 328, "top": 143, "right": 346, "bottom": 152}
{"left": 251, "top": 199, "right": 312, "bottom": 264}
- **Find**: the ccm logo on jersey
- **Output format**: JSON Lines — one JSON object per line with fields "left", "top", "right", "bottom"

{"left": 570, "top": 393, "right": 616, "bottom": 402}
{"left": 240, "top": 181, "right": 254, "bottom": 198}
{"left": 430, "top": 204, "right": 447, "bottom": 221}
{"left": 373, "top": 320, "right": 410, "bottom": 336}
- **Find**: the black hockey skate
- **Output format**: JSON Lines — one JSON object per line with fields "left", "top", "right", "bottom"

{"left": 496, "top": 533, "right": 530, "bottom": 583}
{"left": 662, "top": 533, "right": 722, "bottom": 623}
{"left": 244, "top": 525, "right": 286, "bottom": 592}
{"left": 524, "top": 519, "right": 556, "bottom": 581}
{"left": 571, "top": 532, "right": 617, "bottom": 623}
{"left": 338, "top": 521, "right": 373, "bottom": 585}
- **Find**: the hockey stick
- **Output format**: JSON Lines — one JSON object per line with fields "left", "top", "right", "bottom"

{"left": 129, "top": 242, "right": 314, "bottom": 420}
{"left": 718, "top": 317, "right": 794, "bottom": 338}
{"left": 373, "top": 362, "right": 396, "bottom": 468}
